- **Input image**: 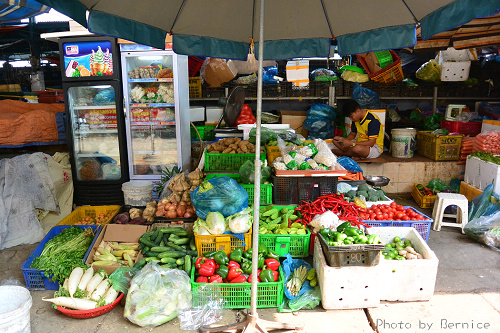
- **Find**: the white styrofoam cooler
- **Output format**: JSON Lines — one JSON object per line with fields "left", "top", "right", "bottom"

{"left": 313, "top": 238, "right": 382, "bottom": 309}
{"left": 464, "top": 156, "right": 500, "bottom": 193}
{"left": 237, "top": 124, "right": 291, "bottom": 140}
{"left": 189, "top": 106, "right": 205, "bottom": 122}
{"left": 438, "top": 47, "right": 471, "bottom": 82}
{"left": 367, "top": 227, "right": 439, "bottom": 302}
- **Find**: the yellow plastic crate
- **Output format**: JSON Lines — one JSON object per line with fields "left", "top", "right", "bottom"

{"left": 265, "top": 144, "right": 281, "bottom": 164}
{"left": 416, "top": 131, "right": 463, "bottom": 161}
{"left": 459, "top": 181, "right": 483, "bottom": 202}
{"left": 57, "top": 205, "right": 121, "bottom": 226}
{"left": 194, "top": 227, "right": 252, "bottom": 256}
{"left": 411, "top": 183, "right": 436, "bottom": 209}
{"left": 189, "top": 77, "right": 202, "bottom": 98}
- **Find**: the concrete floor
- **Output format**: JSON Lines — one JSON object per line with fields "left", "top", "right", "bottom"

{"left": 1, "top": 194, "right": 499, "bottom": 332}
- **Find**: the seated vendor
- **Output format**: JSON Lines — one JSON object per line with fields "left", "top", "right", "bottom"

{"left": 332, "top": 99, "right": 383, "bottom": 159}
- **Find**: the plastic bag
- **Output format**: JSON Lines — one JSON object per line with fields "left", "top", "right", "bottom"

{"left": 426, "top": 179, "right": 449, "bottom": 194}
{"left": 239, "top": 159, "right": 272, "bottom": 184}
{"left": 352, "top": 82, "right": 381, "bottom": 109}
{"left": 276, "top": 130, "right": 302, "bottom": 145}
{"left": 124, "top": 262, "right": 192, "bottom": 328}
{"left": 249, "top": 127, "right": 277, "bottom": 145}
{"left": 424, "top": 113, "right": 445, "bottom": 131}
{"left": 337, "top": 156, "right": 363, "bottom": 173}
{"left": 191, "top": 176, "right": 249, "bottom": 219}
{"left": 307, "top": 103, "right": 337, "bottom": 120}
{"left": 416, "top": 59, "right": 441, "bottom": 83}
{"left": 93, "top": 88, "right": 115, "bottom": 106}
{"left": 464, "top": 210, "right": 500, "bottom": 252}
{"left": 283, "top": 254, "right": 313, "bottom": 300}
{"left": 109, "top": 266, "right": 141, "bottom": 295}
{"left": 279, "top": 286, "right": 321, "bottom": 312}
{"left": 469, "top": 184, "right": 500, "bottom": 222}
{"left": 178, "top": 293, "right": 227, "bottom": 330}
{"left": 341, "top": 70, "right": 370, "bottom": 83}
{"left": 303, "top": 117, "right": 332, "bottom": 132}
{"left": 307, "top": 127, "right": 335, "bottom": 140}
{"left": 263, "top": 66, "right": 280, "bottom": 84}
{"left": 311, "top": 68, "right": 337, "bottom": 81}
{"left": 313, "top": 147, "right": 337, "bottom": 168}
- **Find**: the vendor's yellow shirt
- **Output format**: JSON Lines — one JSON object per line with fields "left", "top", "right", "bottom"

{"left": 351, "top": 111, "right": 384, "bottom": 150}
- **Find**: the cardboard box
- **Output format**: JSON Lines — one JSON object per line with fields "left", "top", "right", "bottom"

{"left": 286, "top": 60, "right": 309, "bottom": 87}
{"left": 280, "top": 111, "right": 308, "bottom": 137}
{"left": 85, "top": 224, "right": 149, "bottom": 275}
{"left": 204, "top": 58, "right": 237, "bottom": 88}
{"left": 357, "top": 52, "right": 382, "bottom": 74}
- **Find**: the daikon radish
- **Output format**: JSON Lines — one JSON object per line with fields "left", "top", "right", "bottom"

{"left": 91, "top": 279, "right": 111, "bottom": 301}
{"left": 85, "top": 270, "right": 105, "bottom": 295}
{"left": 103, "top": 287, "right": 119, "bottom": 305}
{"left": 62, "top": 279, "right": 69, "bottom": 291}
{"left": 43, "top": 297, "right": 97, "bottom": 310}
{"left": 67, "top": 267, "right": 84, "bottom": 298}
{"left": 77, "top": 267, "right": 94, "bottom": 292}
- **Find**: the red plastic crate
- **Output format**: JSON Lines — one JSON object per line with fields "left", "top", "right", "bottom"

{"left": 188, "top": 56, "right": 205, "bottom": 77}
{"left": 34, "top": 90, "right": 64, "bottom": 103}
{"left": 440, "top": 120, "right": 482, "bottom": 137}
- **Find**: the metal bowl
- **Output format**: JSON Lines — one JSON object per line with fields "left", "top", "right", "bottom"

{"left": 365, "top": 175, "right": 390, "bottom": 187}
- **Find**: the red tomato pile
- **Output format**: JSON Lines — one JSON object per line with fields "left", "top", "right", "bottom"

{"left": 359, "top": 202, "right": 430, "bottom": 221}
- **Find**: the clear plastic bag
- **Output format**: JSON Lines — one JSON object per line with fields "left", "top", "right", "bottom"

{"left": 178, "top": 292, "right": 227, "bottom": 330}
{"left": 191, "top": 176, "right": 249, "bottom": 219}
{"left": 352, "top": 82, "right": 381, "bottom": 109}
{"left": 279, "top": 286, "right": 321, "bottom": 312}
{"left": 303, "top": 117, "right": 332, "bottom": 132}
{"left": 416, "top": 59, "right": 441, "bottom": 83}
{"left": 239, "top": 159, "right": 272, "bottom": 184}
{"left": 464, "top": 210, "right": 500, "bottom": 252}
{"left": 124, "top": 262, "right": 192, "bottom": 328}
{"left": 283, "top": 254, "right": 313, "bottom": 300}
{"left": 109, "top": 266, "right": 141, "bottom": 295}
{"left": 313, "top": 147, "right": 337, "bottom": 168}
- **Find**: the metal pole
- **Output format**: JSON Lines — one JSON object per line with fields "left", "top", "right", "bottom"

{"left": 432, "top": 86, "right": 438, "bottom": 114}
{"left": 250, "top": 0, "right": 265, "bottom": 316}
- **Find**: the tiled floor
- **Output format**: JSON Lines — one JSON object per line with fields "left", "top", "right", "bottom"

{"left": 358, "top": 153, "right": 465, "bottom": 193}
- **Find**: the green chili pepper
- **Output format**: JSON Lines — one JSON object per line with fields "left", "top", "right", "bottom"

{"left": 336, "top": 221, "right": 351, "bottom": 233}
{"left": 265, "top": 249, "right": 280, "bottom": 260}
{"left": 229, "top": 248, "right": 243, "bottom": 263}
{"left": 215, "top": 264, "right": 229, "bottom": 279}
{"left": 214, "top": 251, "right": 229, "bottom": 265}
{"left": 344, "top": 227, "right": 362, "bottom": 237}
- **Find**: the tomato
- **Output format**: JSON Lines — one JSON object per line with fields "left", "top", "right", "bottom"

{"left": 370, "top": 214, "right": 376, "bottom": 220}
{"left": 416, "top": 215, "right": 423, "bottom": 220}
{"left": 375, "top": 214, "right": 383, "bottom": 220}
{"left": 388, "top": 212, "right": 394, "bottom": 219}
{"left": 390, "top": 201, "right": 397, "bottom": 208}
{"left": 374, "top": 209, "right": 382, "bottom": 215}
{"left": 396, "top": 212, "right": 404, "bottom": 219}
{"left": 396, "top": 205, "right": 405, "bottom": 212}
{"left": 402, "top": 215, "right": 410, "bottom": 221}
{"left": 382, "top": 213, "right": 389, "bottom": 220}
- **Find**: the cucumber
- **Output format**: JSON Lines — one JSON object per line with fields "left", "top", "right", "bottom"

{"left": 160, "top": 257, "right": 177, "bottom": 264}
{"left": 186, "top": 250, "right": 198, "bottom": 257}
{"left": 143, "top": 246, "right": 150, "bottom": 253}
{"left": 161, "top": 263, "right": 177, "bottom": 269}
{"left": 158, "top": 227, "right": 189, "bottom": 235}
{"left": 133, "top": 258, "right": 147, "bottom": 269}
{"left": 173, "top": 238, "right": 190, "bottom": 245}
{"left": 184, "top": 255, "right": 192, "bottom": 276}
{"left": 150, "top": 246, "right": 176, "bottom": 252}
{"left": 153, "top": 230, "right": 163, "bottom": 245}
{"left": 166, "top": 242, "right": 185, "bottom": 251}
{"left": 176, "top": 258, "right": 185, "bottom": 265}
{"left": 138, "top": 243, "right": 145, "bottom": 250}
{"left": 189, "top": 237, "right": 196, "bottom": 251}
{"left": 139, "top": 236, "right": 156, "bottom": 248}
{"left": 157, "top": 251, "right": 186, "bottom": 259}
{"left": 143, "top": 251, "right": 158, "bottom": 257}
{"left": 168, "top": 234, "right": 180, "bottom": 241}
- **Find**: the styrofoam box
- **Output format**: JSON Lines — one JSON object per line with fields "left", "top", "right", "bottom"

{"left": 367, "top": 227, "right": 439, "bottom": 302}
{"left": 237, "top": 124, "right": 291, "bottom": 140}
{"left": 190, "top": 106, "right": 205, "bottom": 122}
{"left": 286, "top": 60, "right": 309, "bottom": 87}
{"left": 438, "top": 47, "right": 471, "bottom": 82}
{"left": 313, "top": 238, "right": 382, "bottom": 309}
{"left": 464, "top": 156, "right": 500, "bottom": 193}
{"left": 366, "top": 195, "right": 393, "bottom": 208}
{"left": 206, "top": 106, "right": 224, "bottom": 125}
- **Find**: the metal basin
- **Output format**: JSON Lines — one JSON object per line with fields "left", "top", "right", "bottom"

{"left": 365, "top": 175, "right": 390, "bottom": 187}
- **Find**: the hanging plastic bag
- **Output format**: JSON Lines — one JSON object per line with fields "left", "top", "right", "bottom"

{"left": 239, "top": 159, "right": 272, "bottom": 184}
{"left": 191, "top": 176, "right": 249, "bottom": 219}
{"left": 337, "top": 156, "right": 363, "bottom": 173}
{"left": 283, "top": 254, "right": 313, "bottom": 300}
{"left": 311, "top": 68, "right": 337, "bottom": 81}
{"left": 352, "top": 82, "right": 381, "bottom": 109}
{"left": 464, "top": 210, "right": 500, "bottom": 252}
{"left": 341, "top": 70, "right": 370, "bottom": 83}
{"left": 124, "top": 262, "right": 192, "bottom": 328}
{"left": 307, "top": 103, "right": 337, "bottom": 120}
{"left": 416, "top": 59, "right": 441, "bottom": 83}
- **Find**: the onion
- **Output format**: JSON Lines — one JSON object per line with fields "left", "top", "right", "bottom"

{"left": 166, "top": 210, "right": 177, "bottom": 218}
{"left": 184, "top": 212, "right": 193, "bottom": 218}
{"left": 177, "top": 206, "right": 186, "bottom": 217}
{"left": 179, "top": 201, "right": 187, "bottom": 207}
{"left": 164, "top": 203, "right": 171, "bottom": 210}
{"left": 185, "top": 208, "right": 194, "bottom": 215}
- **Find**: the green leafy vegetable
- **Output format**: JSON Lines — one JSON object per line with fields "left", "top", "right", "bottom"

{"left": 469, "top": 151, "right": 500, "bottom": 165}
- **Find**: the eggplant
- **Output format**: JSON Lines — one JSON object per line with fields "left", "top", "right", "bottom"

{"left": 130, "top": 217, "right": 147, "bottom": 225}
{"left": 113, "top": 212, "right": 130, "bottom": 224}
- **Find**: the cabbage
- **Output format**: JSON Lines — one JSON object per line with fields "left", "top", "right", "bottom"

{"left": 227, "top": 207, "right": 253, "bottom": 234}
{"left": 205, "top": 211, "right": 226, "bottom": 235}
{"left": 193, "top": 219, "right": 211, "bottom": 235}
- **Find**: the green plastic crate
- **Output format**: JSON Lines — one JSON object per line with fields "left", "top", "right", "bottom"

{"left": 374, "top": 50, "right": 393, "bottom": 69}
{"left": 205, "top": 173, "right": 273, "bottom": 205}
{"left": 191, "top": 266, "right": 284, "bottom": 308}
{"left": 258, "top": 206, "right": 310, "bottom": 257}
{"left": 191, "top": 125, "right": 215, "bottom": 141}
{"left": 204, "top": 151, "right": 266, "bottom": 172}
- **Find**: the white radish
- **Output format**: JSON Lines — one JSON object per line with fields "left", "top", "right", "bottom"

{"left": 91, "top": 279, "right": 111, "bottom": 301}
{"left": 67, "top": 267, "right": 84, "bottom": 298}
{"left": 77, "top": 267, "right": 94, "bottom": 292}
{"left": 62, "top": 279, "right": 69, "bottom": 291}
{"left": 43, "top": 297, "right": 97, "bottom": 310}
{"left": 85, "top": 271, "right": 105, "bottom": 295}
{"left": 103, "top": 287, "right": 119, "bottom": 305}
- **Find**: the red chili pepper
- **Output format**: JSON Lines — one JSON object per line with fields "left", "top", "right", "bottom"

{"left": 196, "top": 276, "right": 208, "bottom": 283}
{"left": 227, "top": 267, "right": 243, "bottom": 281}
{"left": 264, "top": 259, "right": 280, "bottom": 271}
{"left": 230, "top": 275, "right": 248, "bottom": 283}
{"left": 227, "top": 261, "right": 241, "bottom": 270}
{"left": 195, "top": 257, "right": 207, "bottom": 269}
{"left": 209, "top": 274, "right": 223, "bottom": 283}
{"left": 198, "top": 259, "right": 216, "bottom": 277}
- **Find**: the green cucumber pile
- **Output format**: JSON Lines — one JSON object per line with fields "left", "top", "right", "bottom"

{"left": 135, "top": 227, "right": 197, "bottom": 275}
{"left": 258, "top": 205, "right": 306, "bottom": 235}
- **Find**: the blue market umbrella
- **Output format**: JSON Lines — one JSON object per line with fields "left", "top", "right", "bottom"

{"left": 0, "top": 0, "right": 50, "bottom": 23}
{"left": 33, "top": 0, "right": 500, "bottom": 330}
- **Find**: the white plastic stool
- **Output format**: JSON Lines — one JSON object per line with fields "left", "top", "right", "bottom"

{"left": 432, "top": 193, "right": 469, "bottom": 233}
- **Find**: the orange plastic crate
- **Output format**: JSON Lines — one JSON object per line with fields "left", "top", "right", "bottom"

{"left": 357, "top": 50, "right": 404, "bottom": 84}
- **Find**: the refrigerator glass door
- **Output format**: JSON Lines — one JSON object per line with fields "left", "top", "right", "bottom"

{"left": 123, "top": 52, "right": 178, "bottom": 177}
{"left": 67, "top": 84, "right": 122, "bottom": 181}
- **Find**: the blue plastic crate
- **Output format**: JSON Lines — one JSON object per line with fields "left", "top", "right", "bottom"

{"left": 363, "top": 207, "right": 433, "bottom": 242}
{"left": 21, "top": 225, "right": 101, "bottom": 290}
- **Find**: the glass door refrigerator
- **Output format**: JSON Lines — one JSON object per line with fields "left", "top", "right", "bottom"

{"left": 59, "top": 36, "right": 129, "bottom": 206}
{"left": 120, "top": 44, "right": 190, "bottom": 187}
